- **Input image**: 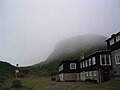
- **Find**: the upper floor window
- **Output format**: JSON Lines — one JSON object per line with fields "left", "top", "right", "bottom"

{"left": 92, "top": 57, "right": 96, "bottom": 65}
{"left": 70, "top": 63, "right": 76, "bottom": 69}
{"left": 115, "top": 54, "right": 120, "bottom": 64}
{"left": 100, "top": 54, "right": 111, "bottom": 65}
{"left": 89, "top": 58, "right": 91, "bottom": 66}
{"left": 59, "top": 64, "right": 63, "bottom": 71}
{"left": 110, "top": 38, "right": 114, "bottom": 45}
{"left": 116, "top": 34, "right": 120, "bottom": 42}
{"left": 80, "top": 63, "right": 82, "bottom": 68}
{"left": 86, "top": 60, "right": 88, "bottom": 67}
{"left": 83, "top": 61, "right": 85, "bottom": 68}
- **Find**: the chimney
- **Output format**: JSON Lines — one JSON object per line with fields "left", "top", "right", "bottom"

{"left": 80, "top": 53, "right": 84, "bottom": 60}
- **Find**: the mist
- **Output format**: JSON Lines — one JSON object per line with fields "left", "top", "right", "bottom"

{"left": 0, "top": 0, "right": 120, "bottom": 66}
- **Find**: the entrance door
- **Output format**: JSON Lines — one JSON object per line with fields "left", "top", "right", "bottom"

{"left": 102, "top": 69, "right": 110, "bottom": 82}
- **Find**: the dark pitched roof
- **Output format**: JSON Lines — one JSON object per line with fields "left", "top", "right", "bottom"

{"left": 106, "top": 31, "right": 120, "bottom": 42}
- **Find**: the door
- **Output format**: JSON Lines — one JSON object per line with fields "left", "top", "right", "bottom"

{"left": 102, "top": 69, "right": 110, "bottom": 82}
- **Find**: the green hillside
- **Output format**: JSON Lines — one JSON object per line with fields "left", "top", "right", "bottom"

{"left": 0, "top": 61, "right": 15, "bottom": 83}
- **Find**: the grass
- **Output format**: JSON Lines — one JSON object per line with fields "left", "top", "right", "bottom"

{"left": 1, "top": 76, "right": 51, "bottom": 90}
{"left": 1, "top": 76, "right": 120, "bottom": 90}
{"left": 71, "top": 78, "right": 120, "bottom": 90}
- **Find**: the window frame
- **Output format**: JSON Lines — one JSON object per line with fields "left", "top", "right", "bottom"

{"left": 89, "top": 71, "right": 92, "bottom": 76}
{"left": 89, "top": 58, "right": 91, "bottom": 66}
{"left": 86, "top": 60, "right": 88, "bottom": 67}
{"left": 100, "top": 54, "right": 111, "bottom": 65}
{"left": 115, "top": 54, "right": 120, "bottom": 64}
{"left": 59, "top": 64, "right": 63, "bottom": 71}
{"left": 93, "top": 71, "right": 97, "bottom": 76}
{"left": 92, "top": 57, "right": 96, "bottom": 65}
{"left": 116, "top": 34, "right": 120, "bottom": 42}
{"left": 110, "top": 38, "right": 114, "bottom": 45}
{"left": 70, "top": 63, "right": 76, "bottom": 70}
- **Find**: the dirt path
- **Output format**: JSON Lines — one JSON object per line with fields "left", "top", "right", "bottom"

{"left": 40, "top": 81, "right": 78, "bottom": 90}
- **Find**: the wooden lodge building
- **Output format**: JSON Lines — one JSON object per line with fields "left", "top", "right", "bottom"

{"left": 58, "top": 60, "right": 79, "bottom": 81}
{"left": 106, "top": 32, "right": 120, "bottom": 77}
{"left": 58, "top": 31, "right": 120, "bottom": 83}
{"left": 79, "top": 50, "right": 112, "bottom": 83}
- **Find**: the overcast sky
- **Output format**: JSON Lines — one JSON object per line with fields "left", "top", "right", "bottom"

{"left": 0, "top": 0, "right": 120, "bottom": 66}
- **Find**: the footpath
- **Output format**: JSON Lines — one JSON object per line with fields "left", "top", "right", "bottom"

{"left": 40, "top": 81, "right": 79, "bottom": 90}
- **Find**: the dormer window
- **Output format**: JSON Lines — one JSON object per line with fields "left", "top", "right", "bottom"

{"left": 110, "top": 38, "right": 114, "bottom": 45}
{"left": 70, "top": 63, "right": 76, "bottom": 69}
{"left": 116, "top": 34, "right": 120, "bottom": 42}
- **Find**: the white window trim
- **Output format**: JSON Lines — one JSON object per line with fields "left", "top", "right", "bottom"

{"left": 92, "top": 57, "right": 96, "bottom": 65}
{"left": 86, "top": 72, "right": 89, "bottom": 76}
{"left": 83, "top": 61, "right": 85, "bottom": 68}
{"left": 93, "top": 71, "right": 96, "bottom": 76}
{"left": 89, "top": 71, "right": 92, "bottom": 76}
{"left": 100, "top": 55, "right": 111, "bottom": 66}
{"left": 116, "top": 35, "right": 120, "bottom": 42}
{"left": 80, "top": 63, "right": 82, "bottom": 68}
{"left": 89, "top": 59, "right": 91, "bottom": 66}
{"left": 86, "top": 60, "right": 88, "bottom": 67}
{"left": 115, "top": 54, "right": 120, "bottom": 64}
{"left": 70, "top": 63, "right": 76, "bottom": 69}
{"left": 59, "top": 64, "right": 63, "bottom": 71}
{"left": 110, "top": 38, "right": 114, "bottom": 45}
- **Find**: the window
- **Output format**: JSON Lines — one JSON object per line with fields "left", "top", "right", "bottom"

{"left": 93, "top": 71, "right": 96, "bottom": 76}
{"left": 106, "top": 55, "right": 110, "bottom": 64}
{"left": 70, "top": 63, "right": 76, "bottom": 69}
{"left": 89, "top": 59, "right": 91, "bottom": 66}
{"left": 92, "top": 57, "right": 96, "bottom": 65}
{"left": 116, "top": 34, "right": 120, "bottom": 42}
{"left": 80, "top": 63, "right": 82, "bottom": 68}
{"left": 89, "top": 71, "right": 92, "bottom": 76}
{"left": 101, "top": 55, "right": 105, "bottom": 65}
{"left": 115, "top": 54, "right": 120, "bottom": 64}
{"left": 59, "top": 64, "right": 63, "bottom": 71}
{"left": 86, "top": 72, "right": 89, "bottom": 76}
{"left": 86, "top": 60, "right": 88, "bottom": 67}
{"left": 100, "top": 55, "right": 111, "bottom": 65}
{"left": 83, "top": 61, "right": 85, "bottom": 68}
{"left": 110, "top": 38, "right": 114, "bottom": 45}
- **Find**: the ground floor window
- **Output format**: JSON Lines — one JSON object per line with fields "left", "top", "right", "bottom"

{"left": 89, "top": 71, "right": 92, "bottom": 76}
{"left": 93, "top": 71, "right": 97, "bottom": 76}
{"left": 115, "top": 54, "right": 120, "bottom": 64}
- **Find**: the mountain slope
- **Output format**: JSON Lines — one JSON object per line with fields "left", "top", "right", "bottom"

{"left": 46, "top": 34, "right": 107, "bottom": 62}
{"left": 32, "top": 34, "right": 108, "bottom": 76}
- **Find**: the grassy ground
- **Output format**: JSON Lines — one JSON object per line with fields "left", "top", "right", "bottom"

{"left": 0, "top": 76, "right": 51, "bottom": 90}
{"left": 71, "top": 78, "right": 120, "bottom": 90}
{"left": 1, "top": 77, "right": 120, "bottom": 90}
